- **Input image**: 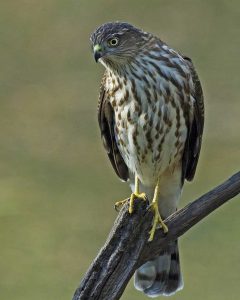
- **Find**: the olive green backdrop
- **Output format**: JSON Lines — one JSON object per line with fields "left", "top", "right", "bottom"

{"left": 1, "top": 1, "right": 240, "bottom": 299}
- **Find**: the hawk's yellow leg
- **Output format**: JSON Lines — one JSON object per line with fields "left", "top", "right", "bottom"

{"left": 115, "top": 176, "right": 146, "bottom": 213}
{"left": 148, "top": 181, "right": 168, "bottom": 241}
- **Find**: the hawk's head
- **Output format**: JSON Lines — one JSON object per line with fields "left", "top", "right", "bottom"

{"left": 90, "top": 22, "right": 149, "bottom": 68}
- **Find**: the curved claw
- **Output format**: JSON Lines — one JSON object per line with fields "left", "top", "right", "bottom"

{"left": 114, "top": 198, "right": 129, "bottom": 212}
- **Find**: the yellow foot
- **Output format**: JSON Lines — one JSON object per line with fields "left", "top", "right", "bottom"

{"left": 129, "top": 192, "right": 147, "bottom": 214}
{"left": 148, "top": 201, "right": 168, "bottom": 242}
{"left": 114, "top": 193, "right": 147, "bottom": 213}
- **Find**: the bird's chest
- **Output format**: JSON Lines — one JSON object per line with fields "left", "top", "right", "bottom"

{"left": 105, "top": 70, "right": 191, "bottom": 183}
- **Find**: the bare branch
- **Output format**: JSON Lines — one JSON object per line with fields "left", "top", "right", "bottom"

{"left": 72, "top": 172, "right": 240, "bottom": 300}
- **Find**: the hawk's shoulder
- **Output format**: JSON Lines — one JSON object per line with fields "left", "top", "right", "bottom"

{"left": 97, "top": 72, "right": 129, "bottom": 181}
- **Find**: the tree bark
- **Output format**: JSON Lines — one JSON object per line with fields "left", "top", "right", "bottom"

{"left": 72, "top": 172, "right": 240, "bottom": 300}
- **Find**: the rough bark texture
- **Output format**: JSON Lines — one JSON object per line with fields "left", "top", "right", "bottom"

{"left": 72, "top": 172, "right": 240, "bottom": 300}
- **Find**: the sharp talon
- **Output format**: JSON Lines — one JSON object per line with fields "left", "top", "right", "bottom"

{"left": 162, "top": 222, "right": 169, "bottom": 234}
{"left": 114, "top": 204, "right": 121, "bottom": 212}
{"left": 114, "top": 198, "right": 129, "bottom": 212}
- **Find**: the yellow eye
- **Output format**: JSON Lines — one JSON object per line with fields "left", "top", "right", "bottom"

{"left": 108, "top": 37, "right": 119, "bottom": 47}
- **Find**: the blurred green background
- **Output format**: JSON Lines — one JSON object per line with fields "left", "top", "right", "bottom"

{"left": 1, "top": 0, "right": 240, "bottom": 299}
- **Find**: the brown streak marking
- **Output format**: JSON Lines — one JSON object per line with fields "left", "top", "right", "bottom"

{"left": 153, "top": 88, "right": 158, "bottom": 102}
{"left": 152, "top": 104, "right": 156, "bottom": 113}
{"left": 157, "top": 86, "right": 163, "bottom": 97}
{"left": 148, "top": 53, "right": 165, "bottom": 61}
{"left": 149, "top": 116, "right": 153, "bottom": 127}
{"left": 134, "top": 103, "right": 139, "bottom": 112}
{"left": 145, "top": 131, "right": 152, "bottom": 142}
{"left": 119, "top": 99, "right": 124, "bottom": 106}
{"left": 155, "top": 153, "right": 160, "bottom": 161}
{"left": 170, "top": 96, "right": 176, "bottom": 108}
{"left": 174, "top": 64, "right": 186, "bottom": 78}
{"left": 134, "top": 60, "right": 142, "bottom": 68}
{"left": 132, "top": 70, "right": 142, "bottom": 81}
{"left": 118, "top": 82, "right": 123, "bottom": 90}
{"left": 183, "top": 82, "right": 190, "bottom": 95}
{"left": 119, "top": 139, "right": 125, "bottom": 146}
{"left": 164, "top": 61, "right": 175, "bottom": 68}
{"left": 130, "top": 64, "right": 137, "bottom": 72}
{"left": 144, "top": 87, "right": 151, "bottom": 104}
{"left": 158, "top": 135, "right": 165, "bottom": 152}
{"left": 124, "top": 89, "right": 129, "bottom": 102}
{"left": 165, "top": 127, "right": 170, "bottom": 134}
{"left": 166, "top": 86, "right": 171, "bottom": 97}
{"left": 177, "top": 91, "right": 184, "bottom": 105}
{"left": 147, "top": 70, "right": 157, "bottom": 84}
{"left": 109, "top": 86, "right": 119, "bottom": 97}
{"left": 131, "top": 79, "right": 140, "bottom": 104}
{"left": 159, "top": 125, "right": 164, "bottom": 135}
{"left": 142, "top": 75, "right": 151, "bottom": 88}
{"left": 174, "top": 106, "right": 181, "bottom": 157}
{"left": 127, "top": 111, "right": 131, "bottom": 122}
{"left": 169, "top": 76, "right": 182, "bottom": 90}
{"left": 112, "top": 99, "right": 116, "bottom": 107}
{"left": 148, "top": 61, "right": 168, "bottom": 82}
{"left": 163, "top": 107, "right": 170, "bottom": 125}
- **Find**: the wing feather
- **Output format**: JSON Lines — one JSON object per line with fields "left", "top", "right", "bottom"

{"left": 182, "top": 57, "right": 204, "bottom": 182}
{"left": 97, "top": 72, "right": 129, "bottom": 181}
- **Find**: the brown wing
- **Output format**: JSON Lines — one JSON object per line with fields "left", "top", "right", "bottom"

{"left": 97, "top": 72, "right": 129, "bottom": 181}
{"left": 182, "top": 56, "right": 204, "bottom": 182}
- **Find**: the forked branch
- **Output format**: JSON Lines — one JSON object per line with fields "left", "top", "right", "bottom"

{"left": 72, "top": 172, "right": 240, "bottom": 300}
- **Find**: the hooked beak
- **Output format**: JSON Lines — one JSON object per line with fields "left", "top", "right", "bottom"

{"left": 93, "top": 44, "right": 103, "bottom": 62}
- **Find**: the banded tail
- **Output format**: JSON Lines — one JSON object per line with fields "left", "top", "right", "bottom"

{"left": 134, "top": 240, "right": 183, "bottom": 297}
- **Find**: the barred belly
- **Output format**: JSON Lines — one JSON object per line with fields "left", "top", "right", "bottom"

{"left": 115, "top": 101, "right": 188, "bottom": 186}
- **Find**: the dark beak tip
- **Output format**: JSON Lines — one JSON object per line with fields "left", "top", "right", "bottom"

{"left": 94, "top": 52, "right": 102, "bottom": 63}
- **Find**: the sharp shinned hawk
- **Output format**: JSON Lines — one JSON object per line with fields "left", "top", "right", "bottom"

{"left": 90, "top": 22, "right": 204, "bottom": 297}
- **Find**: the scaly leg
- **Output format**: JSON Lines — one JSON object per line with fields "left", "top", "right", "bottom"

{"left": 115, "top": 176, "right": 146, "bottom": 213}
{"left": 148, "top": 180, "right": 168, "bottom": 241}
{"left": 129, "top": 176, "right": 147, "bottom": 214}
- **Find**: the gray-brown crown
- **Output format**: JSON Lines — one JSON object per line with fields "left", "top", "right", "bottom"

{"left": 90, "top": 22, "right": 143, "bottom": 45}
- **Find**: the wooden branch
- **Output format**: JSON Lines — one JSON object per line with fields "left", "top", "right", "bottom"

{"left": 72, "top": 172, "right": 240, "bottom": 300}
